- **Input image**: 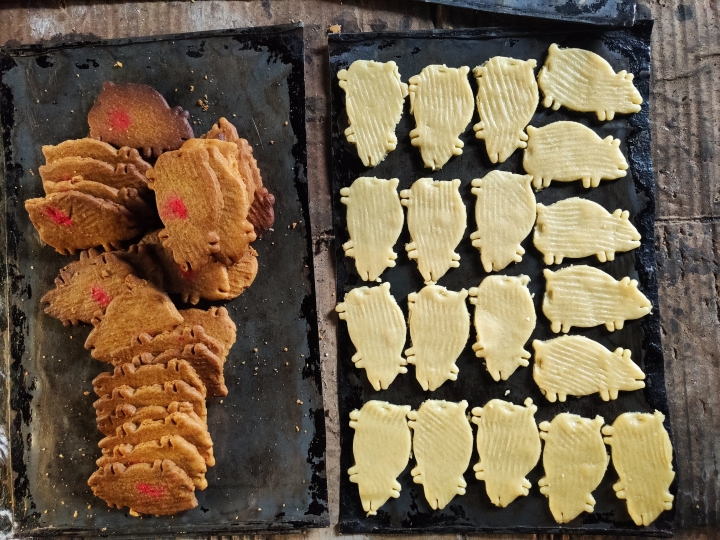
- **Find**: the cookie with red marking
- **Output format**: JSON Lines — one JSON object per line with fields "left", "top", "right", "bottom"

{"left": 96, "top": 401, "right": 204, "bottom": 437}
{"left": 25, "top": 191, "right": 142, "bottom": 255}
{"left": 94, "top": 381, "right": 207, "bottom": 423}
{"left": 179, "top": 307, "right": 236, "bottom": 359}
{"left": 41, "top": 249, "right": 135, "bottom": 326}
{"left": 227, "top": 246, "right": 259, "bottom": 298}
{"left": 39, "top": 157, "right": 149, "bottom": 194}
{"left": 88, "top": 82, "right": 194, "bottom": 158}
{"left": 43, "top": 177, "right": 154, "bottom": 220}
{"left": 139, "top": 343, "right": 227, "bottom": 397}
{"left": 42, "top": 138, "right": 152, "bottom": 173}
{"left": 85, "top": 275, "right": 183, "bottom": 362}
{"left": 247, "top": 186, "right": 276, "bottom": 238}
{"left": 88, "top": 459, "right": 197, "bottom": 516}
{"left": 93, "top": 359, "right": 206, "bottom": 398}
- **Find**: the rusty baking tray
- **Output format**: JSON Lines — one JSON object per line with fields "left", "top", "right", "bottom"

{"left": 330, "top": 21, "right": 676, "bottom": 536}
{"left": 0, "top": 23, "right": 328, "bottom": 537}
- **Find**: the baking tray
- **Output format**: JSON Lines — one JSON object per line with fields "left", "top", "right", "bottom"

{"left": 413, "top": 0, "right": 636, "bottom": 26}
{"left": 0, "top": 23, "right": 328, "bottom": 537}
{"left": 330, "top": 21, "right": 676, "bottom": 536}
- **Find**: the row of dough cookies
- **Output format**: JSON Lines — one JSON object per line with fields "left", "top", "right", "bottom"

{"left": 338, "top": 45, "right": 641, "bottom": 169}
{"left": 342, "top": 175, "right": 641, "bottom": 282}
{"left": 337, "top": 273, "right": 650, "bottom": 393}
{"left": 349, "top": 399, "right": 673, "bottom": 526}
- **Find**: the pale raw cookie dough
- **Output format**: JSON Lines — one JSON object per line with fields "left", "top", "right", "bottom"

{"left": 602, "top": 411, "right": 675, "bottom": 526}
{"left": 524, "top": 121, "right": 628, "bottom": 190}
{"left": 538, "top": 44, "right": 643, "bottom": 121}
{"left": 471, "top": 398, "right": 541, "bottom": 507}
{"left": 469, "top": 275, "right": 536, "bottom": 382}
{"left": 543, "top": 265, "right": 652, "bottom": 333}
{"left": 535, "top": 198, "right": 641, "bottom": 265}
{"left": 473, "top": 57, "right": 538, "bottom": 163}
{"left": 539, "top": 413, "right": 608, "bottom": 524}
{"left": 408, "top": 400, "right": 473, "bottom": 510}
{"left": 406, "top": 285, "right": 469, "bottom": 391}
{"left": 338, "top": 60, "right": 409, "bottom": 167}
{"left": 470, "top": 171, "right": 536, "bottom": 272}
{"left": 401, "top": 178, "right": 466, "bottom": 283}
{"left": 533, "top": 335, "right": 646, "bottom": 402}
{"left": 336, "top": 283, "right": 407, "bottom": 390}
{"left": 348, "top": 401, "right": 412, "bottom": 516}
{"left": 408, "top": 65, "right": 474, "bottom": 170}
{"left": 340, "top": 177, "right": 404, "bottom": 281}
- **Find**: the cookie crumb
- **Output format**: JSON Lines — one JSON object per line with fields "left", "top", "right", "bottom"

{"left": 284, "top": 121, "right": 288, "bottom": 126}
{"left": 295, "top": 425, "right": 300, "bottom": 432}
{"left": 253, "top": 348, "right": 258, "bottom": 353}
{"left": 113, "top": 61, "right": 123, "bottom": 68}
{"left": 296, "top": 399, "right": 303, "bottom": 405}
{"left": 329, "top": 24, "right": 342, "bottom": 34}
{"left": 283, "top": 347, "right": 288, "bottom": 352}
{"left": 83, "top": 391, "right": 89, "bottom": 396}
{"left": 190, "top": 85, "right": 195, "bottom": 92}
{"left": 73, "top": 511, "right": 78, "bottom": 518}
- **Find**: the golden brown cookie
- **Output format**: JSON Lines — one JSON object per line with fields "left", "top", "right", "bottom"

{"left": 94, "top": 381, "right": 207, "bottom": 423}
{"left": 109, "top": 324, "right": 224, "bottom": 365}
{"left": 142, "top": 344, "right": 227, "bottom": 397}
{"left": 203, "top": 117, "right": 241, "bottom": 144}
{"left": 25, "top": 191, "right": 142, "bottom": 255}
{"left": 88, "top": 459, "right": 197, "bottom": 516}
{"left": 41, "top": 249, "right": 135, "bottom": 326}
{"left": 236, "top": 137, "right": 263, "bottom": 193}
{"left": 43, "top": 177, "right": 154, "bottom": 219}
{"left": 115, "top": 244, "right": 165, "bottom": 290}
{"left": 247, "top": 187, "right": 275, "bottom": 238}
{"left": 96, "top": 436, "right": 208, "bottom": 490}
{"left": 88, "top": 82, "right": 194, "bottom": 158}
{"left": 39, "top": 157, "right": 149, "bottom": 193}
{"left": 96, "top": 401, "right": 205, "bottom": 437}
{"left": 42, "top": 138, "right": 152, "bottom": 172}
{"left": 146, "top": 147, "right": 223, "bottom": 271}
{"left": 179, "top": 307, "right": 236, "bottom": 359}
{"left": 227, "top": 246, "right": 259, "bottom": 298}
{"left": 85, "top": 275, "right": 183, "bottom": 362}
{"left": 93, "top": 359, "right": 206, "bottom": 398}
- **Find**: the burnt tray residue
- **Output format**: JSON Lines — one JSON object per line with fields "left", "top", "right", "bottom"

{"left": 330, "top": 22, "right": 675, "bottom": 536}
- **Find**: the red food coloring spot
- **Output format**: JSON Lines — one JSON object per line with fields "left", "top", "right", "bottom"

{"left": 90, "top": 286, "right": 112, "bottom": 308}
{"left": 179, "top": 266, "right": 195, "bottom": 282}
{"left": 161, "top": 196, "right": 188, "bottom": 221}
{"left": 109, "top": 109, "right": 131, "bottom": 131}
{"left": 136, "top": 482, "right": 165, "bottom": 499}
{"left": 44, "top": 206, "right": 72, "bottom": 226}
{"left": 60, "top": 175, "right": 73, "bottom": 182}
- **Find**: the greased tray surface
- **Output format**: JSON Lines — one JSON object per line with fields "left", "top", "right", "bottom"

{"left": 0, "top": 23, "right": 328, "bottom": 536}
{"left": 330, "top": 21, "right": 676, "bottom": 536}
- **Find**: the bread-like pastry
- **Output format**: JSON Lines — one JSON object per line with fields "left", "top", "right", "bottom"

{"left": 469, "top": 275, "right": 535, "bottom": 382}
{"left": 406, "top": 285, "right": 469, "bottom": 391}
{"left": 401, "top": 178, "right": 466, "bottom": 283}
{"left": 88, "top": 460, "right": 197, "bottom": 516}
{"left": 543, "top": 265, "right": 652, "bottom": 332}
{"left": 41, "top": 249, "right": 135, "bottom": 326}
{"left": 602, "top": 411, "right": 675, "bottom": 526}
{"left": 336, "top": 283, "right": 407, "bottom": 391}
{"left": 348, "top": 401, "right": 412, "bottom": 516}
{"left": 338, "top": 60, "right": 408, "bottom": 167}
{"left": 96, "top": 401, "right": 204, "bottom": 437}
{"left": 471, "top": 398, "right": 541, "bottom": 507}
{"left": 470, "top": 171, "right": 536, "bottom": 272}
{"left": 539, "top": 413, "right": 608, "bottom": 523}
{"left": 534, "top": 198, "right": 641, "bottom": 264}
{"left": 39, "top": 157, "right": 150, "bottom": 193}
{"left": 108, "top": 325, "right": 224, "bottom": 365}
{"left": 408, "top": 65, "right": 474, "bottom": 170}
{"left": 88, "top": 82, "right": 194, "bottom": 158}
{"left": 25, "top": 191, "right": 142, "bottom": 255}
{"left": 473, "top": 57, "right": 538, "bottom": 163}
{"left": 96, "top": 435, "right": 208, "bottom": 490}
{"left": 42, "top": 138, "right": 151, "bottom": 172}
{"left": 533, "top": 335, "right": 645, "bottom": 402}
{"left": 84, "top": 275, "right": 183, "bottom": 361}
{"left": 94, "top": 381, "right": 207, "bottom": 423}
{"left": 341, "top": 177, "right": 404, "bottom": 281}
{"left": 408, "top": 400, "right": 473, "bottom": 510}
{"left": 524, "top": 121, "right": 628, "bottom": 190}
{"left": 179, "top": 307, "right": 236, "bottom": 359}
{"left": 93, "top": 359, "right": 206, "bottom": 398}
{"left": 538, "top": 44, "right": 643, "bottom": 121}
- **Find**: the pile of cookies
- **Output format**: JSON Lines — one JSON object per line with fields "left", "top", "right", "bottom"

{"left": 25, "top": 82, "right": 275, "bottom": 515}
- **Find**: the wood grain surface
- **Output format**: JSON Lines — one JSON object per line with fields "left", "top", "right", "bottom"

{"left": 1, "top": 1, "right": 718, "bottom": 538}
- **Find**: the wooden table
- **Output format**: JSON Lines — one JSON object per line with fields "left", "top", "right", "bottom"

{"left": 2, "top": 1, "right": 718, "bottom": 538}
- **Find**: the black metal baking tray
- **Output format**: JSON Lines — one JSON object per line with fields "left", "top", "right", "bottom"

{"left": 0, "top": 23, "right": 328, "bottom": 537}
{"left": 413, "top": 0, "right": 636, "bottom": 26}
{"left": 330, "top": 21, "right": 675, "bottom": 536}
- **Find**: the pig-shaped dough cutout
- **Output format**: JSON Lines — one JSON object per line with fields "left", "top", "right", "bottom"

{"left": 471, "top": 398, "right": 541, "bottom": 507}
{"left": 524, "top": 121, "right": 628, "bottom": 190}
{"left": 469, "top": 275, "right": 536, "bottom": 381}
{"left": 336, "top": 283, "right": 407, "bottom": 391}
{"left": 602, "top": 411, "right": 675, "bottom": 526}
{"left": 473, "top": 57, "right": 538, "bottom": 164}
{"left": 533, "top": 335, "right": 646, "bottom": 402}
{"left": 538, "top": 44, "right": 643, "bottom": 121}
{"left": 543, "top": 265, "right": 652, "bottom": 333}
{"left": 539, "top": 413, "right": 608, "bottom": 524}
{"left": 408, "top": 65, "right": 475, "bottom": 170}
{"left": 408, "top": 400, "right": 473, "bottom": 510}
{"left": 341, "top": 177, "right": 404, "bottom": 282}
{"left": 471, "top": 171, "right": 536, "bottom": 272}
{"left": 401, "top": 178, "right": 466, "bottom": 283}
{"left": 338, "top": 60, "right": 409, "bottom": 167}
{"left": 406, "top": 285, "right": 469, "bottom": 391}
{"left": 535, "top": 198, "right": 641, "bottom": 265}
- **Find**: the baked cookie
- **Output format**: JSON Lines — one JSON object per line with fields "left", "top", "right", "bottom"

{"left": 109, "top": 324, "right": 224, "bottom": 365}
{"left": 88, "top": 82, "right": 194, "bottom": 158}
{"left": 247, "top": 187, "right": 275, "bottom": 238}
{"left": 148, "top": 344, "right": 227, "bottom": 397}
{"left": 41, "top": 249, "right": 135, "bottom": 326}
{"left": 93, "top": 359, "right": 206, "bottom": 398}
{"left": 42, "top": 138, "right": 152, "bottom": 172}
{"left": 43, "top": 178, "right": 154, "bottom": 220}
{"left": 39, "top": 156, "right": 150, "bottom": 193}
{"left": 179, "top": 307, "right": 236, "bottom": 359}
{"left": 227, "top": 247, "right": 259, "bottom": 298}
{"left": 96, "top": 401, "right": 204, "bottom": 437}
{"left": 94, "top": 381, "right": 207, "bottom": 423}
{"left": 115, "top": 244, "right": 165, "bottom": 290}
{"left": 88, "top": 460, "right": 197, "bottom": 516}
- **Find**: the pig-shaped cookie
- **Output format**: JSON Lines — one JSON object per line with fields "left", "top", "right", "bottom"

{"left": 535, "top": 198, "right": 641, "bottom": 264}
